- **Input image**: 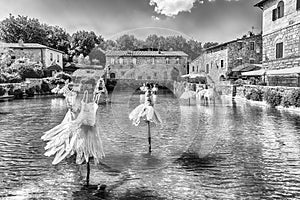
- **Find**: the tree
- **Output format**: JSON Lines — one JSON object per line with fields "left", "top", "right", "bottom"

{"left": 0, "top": 14, "right": 47, "bottom": 44}
{"left": 70, "top": 30, "right": 100, "bottom": 57}
{"left": 88, "top": 46, "right": 106, "bottom": 66}
{"left": 115, "top": 34, "right": 139, "bottom": 50}
{"left": 203, "top": 42, "right": 219, "bottom": 49}
{"left": 44, "top": 25, "right": 70, "bottom": 53}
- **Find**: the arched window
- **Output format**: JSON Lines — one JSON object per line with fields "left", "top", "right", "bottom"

{"left": 192, "top": 66, "right": 195, "bottom": 72}
{"left": 110, "top": 73, "right": 116, "bottom": 79}
{"left": 219, "top": 75, "right": 226, "bottom": 81}
{"left": 277, "top": 1, "right": 284, "bottom": 19}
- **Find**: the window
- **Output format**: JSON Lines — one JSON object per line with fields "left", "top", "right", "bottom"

{"left": 57, "top": 55, "right": 59, "bottom": 62}
{"left": 276, "top": 42, "right": 283, "bottom": 58}
{"left": 176, "top": 58, "right": 180, "bottom": 64}
{"left": 50, "top": 53, "right": 53, "bottom": 61}
{"left": 237, "top": 58, "right": 242, "bottom": 66}
{"left": 297, "top": 0, "right": 300, "bottom": 10}
{"left": 166, "top": 58, "right": 170, "bottom": 64}
{"left": 221, "top": 60, "right": 224, "bottom": 68}
{"left": 119, "top": 57, "right": 123, "bottom": 64}
{"left": 111, "top": 58, "right": 115, "bottom": 64}
{"left": 211, "top": 61, "right": 213, "bottom": 69}
{"left": 110, "top": 73, "right": 116, "bottom": 79}
{"left": 138, "top": 76, "right": 143, "bottom": 80}
{"left": 250, "top": 42, "right": 255, "bottom": 50}
{"left": 272, "top": 9, "right": 277, "bottom": 21}
{"left": 273, "top": 1, "right": 284, "bottom": 21}
{"left": 133, "top": 58, "right": 137, "bottom": 65}
{"left": 277, "top": 1, "right": 284, "bottom": 18}
{"left": 152, "top": 57, "right": 155, "bottom": 64}
{"left": 192, "top": 66, "right": 195, "bottom": 72}
{"left": 121, "top": 71, "right": 125, "bottom": 76}
{"left": 197, "top": 66, "right": 199, "bottom": 72}
{"left": 206, "top": 64, "right": 209, "bottom": 73}
{"left": 154, "top": 72, "right": 157, "bottom": 77}
{"left": 237, "top": 42, "right": 243, "bottom": 50}
{"left": 250, "top": 59, "right": 255, "bottom": 64}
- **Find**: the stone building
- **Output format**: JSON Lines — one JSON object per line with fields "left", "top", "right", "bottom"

{"left": 0, "top": 41, "right": 64, "bottom": 69}
{"left": 105, "top": 50, "right": 188, "bottom": 81}
{"left": 255, "top": 0, "right": 300, "bottom": 86}
{"left": 190, "top": 34, "right": 262, "bottom": 84}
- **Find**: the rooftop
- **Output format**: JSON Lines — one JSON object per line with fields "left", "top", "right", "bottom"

{"left": 205, "top": 34, "right": 261, "bottom": 52}
{"left": 106, "top": 50, "right": 188, "bottom": 57}
{"left": 0, "top": 42, "right": 64, "bottom": 53}
{"left": 254, "top": 0, "right": 269, "bottom": 8}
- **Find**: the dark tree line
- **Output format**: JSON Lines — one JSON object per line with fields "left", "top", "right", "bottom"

{"left": 0, "top": 14, "right": 219, "bottom": 65}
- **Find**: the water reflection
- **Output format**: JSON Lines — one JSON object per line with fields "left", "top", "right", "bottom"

{"left": 1, "top": 95, "right": 300, "bottom": 199}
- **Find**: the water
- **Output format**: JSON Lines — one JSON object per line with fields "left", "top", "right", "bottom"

{"left": 1, "top": 94, "right": 300, "bottom": 199}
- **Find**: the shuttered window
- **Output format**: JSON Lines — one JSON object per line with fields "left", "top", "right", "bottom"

{"left": 278, "top": 1, "right": 284, "bottom": 18}
{"left": 276, "top": 42, "right": 283, "bottom": 58}
{"left": 272, "top": 9, "right": 277, "bottom": 21}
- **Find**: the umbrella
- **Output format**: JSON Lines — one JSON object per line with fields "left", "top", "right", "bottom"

{"left": 181, "top": 73, "right": 207, "bottom": 78}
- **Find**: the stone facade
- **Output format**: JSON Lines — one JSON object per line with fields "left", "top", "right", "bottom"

{"left": 190, "top": 34, "right": 262, "bottom": 84}
{"left": 105, "top": 51, "right": 188, "bottom": 81}
{"left": 255, "top": 0, "right": 300, "bottom": 86}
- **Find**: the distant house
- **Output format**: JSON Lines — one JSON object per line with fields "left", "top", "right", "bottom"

{"left": 0, "top": 40, "right": 64, "bottom": 71}
{"left": 190, "top": 33, "right": 262, "bottom": 84}
{"left": 105, "top": 50, "right": 188, "bottom": 81}
{"left": 255, "top": 0, "right": 300, "bottom": 86}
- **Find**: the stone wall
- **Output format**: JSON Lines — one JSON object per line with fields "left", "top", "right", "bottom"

{"left": 204, "top": 49, "right": 228, "bottom": 84}
{"left": 106, "top": 55, "right": 187, "bottom": 80}
{"left": 13, "top": 49, "right": 42, "bottom": 63}
{"left": 227, "top": 35, "right": 262, "bottom": 69}
{"left": 189, "top": 54, "right": 205, "bottom": 73}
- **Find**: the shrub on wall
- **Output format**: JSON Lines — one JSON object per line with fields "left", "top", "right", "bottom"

{"left": 0, "top": 87, "right": 6, "bottom": 96}
{"left": 290, "top": 89, "right": 300, "bottom": 107}
{"left": 281, "top": 90, "right": 294, "bottom": 108}
{"left": 245, "top": 87, "right": 263, "bottom": 101}
{"left": 264, "top": 89, "right": 282, "bottom": 108}
{"left": 25, "top": 87, "right": 35, "bottom": 97}
{"left": 234, "top": 79, "right": 244, "bottom": 86}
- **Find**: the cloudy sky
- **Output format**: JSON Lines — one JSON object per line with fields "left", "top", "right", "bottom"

{"left": 0, "top": 0, "right": 262, "bottom": 43}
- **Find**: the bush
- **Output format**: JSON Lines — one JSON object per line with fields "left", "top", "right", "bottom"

{"left": 234, "top": 79, "right": 244, "bottom": 86}
{"left": 290, "top": 89, "right": 300, "bottom": 107}
{"left": 245, "top": 87, "right": 263, "bottom": 101}
{"left": 0, "top": 87, "right": 6, "bottom": 96}
{"left": 35, "top": 85, "right": 42, "bottom": 94}
{"left": 41, "top": 81, "right": 51, "bottom": 93}
{"left": 25, "top": 87, "right": 35, "bottom": 97}
{"left": 281, "top": 90, "right": 294, "bottom": 108}
{"left": 13, "top": 89, "right": 24, "bottom": 99}
{"left": 264, "top": 89, "right": 282, "bottom": 108}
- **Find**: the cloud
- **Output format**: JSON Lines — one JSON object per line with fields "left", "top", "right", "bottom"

{"left": 151, "top": 15, "right": 160, "bottom": 21}
{"left": 149, "top": 0, "right": 200, "bottom": 17}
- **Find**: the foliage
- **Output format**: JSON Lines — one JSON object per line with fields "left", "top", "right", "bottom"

{"left": 245, "top": 87, "right": 263, "bottom": 101}
{"left": 281, "top": 90, "right": 294, "bottom": 108}
{"left": 13, "top": 89, "right": 24, "bottom": 99}
{"left": 54, "top": 72, "right": 71, "bottom": 81}
{"left": 264, "top": 89, "right": 282, "bottom": 108}
{"left": 25, "top": 87, "right": 35, "bottom": 97}
{"left": 288, "top": 89, "right": 300, "bottom": 107}
{"left": 0, "top": 87, "right": 6, "bottom": 96}
{"left": 41, "top": 81, "right": 51, "bottom": 93}
{"left": 234, "top": 79, "right": 244, "bottom": 86}
{"left": 70, "top": 30, "right": 100, "bottom": 57}
{"left": 0, "top": 14, "right": 70, "bottom": 53}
